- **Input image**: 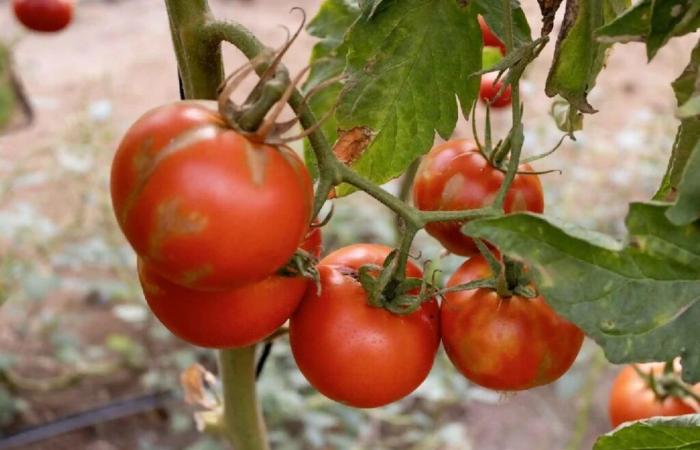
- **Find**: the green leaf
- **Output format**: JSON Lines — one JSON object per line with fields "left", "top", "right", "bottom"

{"left": 464, "top": 202, "right": 700, "bottom": 383}
{"left": 666, "top": 141, "right": 700, "bottom": 225}
{"left": 303, "top": 0, "right": 361, "bottom": 176}
{"left": 596, "top": 0, "right": 651, "bottom": 44}
{"left": 596, "top": 0, "right": 700, "bottom": 59}
{"left": 647, "top": 0, "right": 700, "bottom": 60}
{"left": 546, "top": 0, "right": 631, "bottom": 113}
{"left": 594, "top": 415, "right": 700, "bottom": 450}
{"left": 473, "top": 0, "right": 532, "bottom": 47}
{"left": 358, "top": 0, "right": 387, "bottom": 18}
{"left": 655, "top": 39, "right": 700, "bottom": 201}
{"left": 335, "top": 0, "right": 481, "bottom": 194}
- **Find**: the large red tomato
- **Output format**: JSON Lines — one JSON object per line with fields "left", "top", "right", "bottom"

{"left": 139, "top": 260, "right": 309, "bottom": 349}
{"left": 412, "top": 139, "right": 544, "bottom": 256}
{"left": 111, "top": 102, "right": 313, "bottom": 290}
{"left": 441, "top": 255, "right": 584, "bottom": 391}
{"left": 290, "top": 244, "right": 440, "bottom": 408}
{"left": 609, "top": 363, "right": 700, "bottom": 427}
{"left": 13, "top": 0, "right": 73, "bottom": 32}
{"left": 478, "top": 16, "right": 506, "bottom": 55}
{"left": 479, "top": 74, "right": 512, "bottom": 108}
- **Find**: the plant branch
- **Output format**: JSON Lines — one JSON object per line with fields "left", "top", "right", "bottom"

{"left": 492, "top": 0, "right": 524, "bottom": 211}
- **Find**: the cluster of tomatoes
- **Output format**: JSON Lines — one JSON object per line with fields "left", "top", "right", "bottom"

{"left": 110, "top": 98, "right": 587, "bottom": 408}
{"left": 11, "top": 0, "right": 74, "bottom": 33}
{"left": 478, "top": 16, "right": 512, "bottom": 108}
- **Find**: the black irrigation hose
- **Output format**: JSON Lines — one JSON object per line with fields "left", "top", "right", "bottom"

{"left": 0, "top": 391, "right": 175, "bottom": 450}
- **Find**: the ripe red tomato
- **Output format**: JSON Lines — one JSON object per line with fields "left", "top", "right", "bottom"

{"left": 138, "top": 259, "right": 309, "bottom": 349}
{"left": 13, "top": 0, "right": 73, "bottom": 32}
{"left": 412, "top": 139, "right": 544, "bottom": 256}
{"left": 479, "top": 74, "right": 512, "bottom": 108}
{"left": 290, "top": 244, "right": 440, "bottom": 408}
{"left": 609, "top": 363, "right": 700, "bottom": 427}
{"left": 111, "top": 102, "right": 313, "bottom": 290}
{"left": 441, "top": 255, "right": 584, "bottom": 391}
{"left": 478, "top": 15, "right": 506, "bottom": 54}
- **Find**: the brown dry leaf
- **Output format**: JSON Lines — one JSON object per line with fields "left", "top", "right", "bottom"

{"left": 333, "top": 127, "right": 374, "bottom": 166}
{"left": 537, "top": 0, "right": 566, "bottom": 36}
{"left": 180, "top": 363, "right": 218, "bottom": 409}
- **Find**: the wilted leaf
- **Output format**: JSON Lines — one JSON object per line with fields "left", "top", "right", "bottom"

{"left": 596, "top": 0, "right": 700, "bottom": 59}
{"left": 594, "top": 415, "right": 700, "bottom": 450}
{"left": 465, "top": 202, "right": 700, "bottom": 383}
{"left": 647, "top": 0, "right": 700, "bottom": 60}
{"left": 655, "top": 39, "right": 700, "bottom": 201}
{"left": 537, "top": 0, "right": 566, "bottom": 35}
{"left": 666, "top": 141, "right": 700, "bottom": 225}
{"left": 546, "top": 0, "right": 631, "bottom": 113}
{"left": 596, "top": 0, "right": 651, "bottom": 44}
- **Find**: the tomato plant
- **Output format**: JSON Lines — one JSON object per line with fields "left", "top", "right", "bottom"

{"left": 609, "top": 363, "right": 700, "bottom": 428}
{"left": 110, "top": 102, "right": 313, "bottom": 291}
{"left": 441, "top": 254, "right": 583, "bottom": 390}
{"left": 413, "top": 139, "right": 543, "bottom": 255}
{"left": 103, "top": 0, "right": 700, "bottom": 446}
{"left": 479, "top": 74, "right": 512, "bottom": 108}
{"left": 289, "top": 244, "right": 440, "bottom": 408}
{"left": 12, "top": 0, "right": 73, "bottom": 33}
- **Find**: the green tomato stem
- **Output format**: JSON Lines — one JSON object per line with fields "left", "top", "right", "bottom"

{"left": 491, "top": 0, "right": 524, "bottom": 211}
{"left": 219, "top": 347, "right": 271, "bottom": 450}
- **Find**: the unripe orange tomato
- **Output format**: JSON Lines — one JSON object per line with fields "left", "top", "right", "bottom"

{"left": 412, "top": 139, "right": 543, "bottom": 256}
{"left": 290, "top": 244, "right": 440, "bottom": 408}
{"left": 441, "top": 255, "right": 584, "bottom": 391}
{"left": 111, "top": 102, "right": 313, "bottom": 290}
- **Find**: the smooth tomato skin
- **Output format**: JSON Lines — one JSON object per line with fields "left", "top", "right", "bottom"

{"left": 13, "top": 0, "right": 73, "bottom": 32}
{"left": 480, "top": 75, "right": 512, "bottom": 108}
{"left": 320, "top": 243, "right": 422, "bottom": 278}
{"left": 111, "top": 102, "right": 313, "bottom": 290}
{"left": 609, "top": 364, "right": 699, "bottom": 427}
{"left": 441, "top": 255, "right": 584, "bottom": 391}
{"left": 138, "top": 259, "right": 309, "bottom": 349}
{"left": 413, "top": 140, "right": 543, "bottom": 256}
{"left": 478, "top": 16, "right": 506, "bottom": 55}
{"left": 290, "top": 246, "right": 440, "bottom": 408}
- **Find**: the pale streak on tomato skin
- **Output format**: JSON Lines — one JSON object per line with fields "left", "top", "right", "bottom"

{"left": 243, "top": 139, "right": 269, "bottom": 187}
{"left": 120, "top": 125, "right": 224, "bottom": 226}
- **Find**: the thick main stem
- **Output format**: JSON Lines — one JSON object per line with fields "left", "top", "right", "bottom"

{"left": 219, "top": 347, "right": 270, "bottom": 450}
{"left": 165, "top": 0, "right": 224, "bottom": 99}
